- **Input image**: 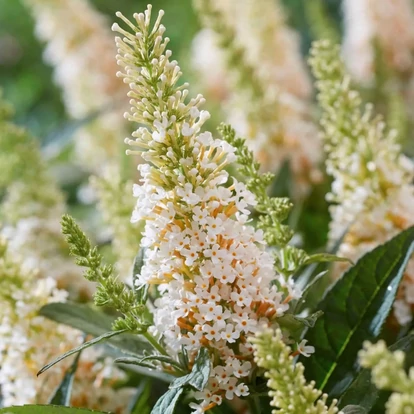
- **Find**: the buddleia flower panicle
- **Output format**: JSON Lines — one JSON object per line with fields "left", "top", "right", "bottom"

{"left": 310, "top": 40, "right": 414, "bottom": 324}
{"left": 23, "top": 0, "right": 129, "bottom": 172}
{"left": 192, "top": 0, "right": 322, "bottom": 197}
{"left": 343, "top": 0, "right": 414, "bottom": 84}
{"left": 0, "top": 93, "right": 90, "bottom": 298}
{"left": 359, "top": 340, "right": 414, "bottom": 414}
{"left": 113, "top": 6, "right": 303, "bottom": 411}
{"left": 0, "top": 238, "right": 132, "bottom": 411}
{"left": 251, "top": 328, "right": 341, "bottom": 414}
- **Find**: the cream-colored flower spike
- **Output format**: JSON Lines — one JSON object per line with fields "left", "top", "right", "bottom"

{"left": 113, "top": 6, "right": 295, "bottom": 411}
{"left": 221, "top": 0, "right": 311, "bottom": 100}
{"left": 359, "top": 341, "right": 414, "bottom": 414}
{"left": 0, "top": 93, "right": 91, "bottom": 297}
{"left": 24, "top": 0, "right": 129, "bottom": 172}
{"left": 193, "top": 0, "right": 322, "bottom": 198}
{"left": 0, "top": 238, "right": 132, "bottom": 410}
{"left": 343, "top": 0, "right": 414, "bottom": 84}
{"left": 310, "top": 40, "right": 414, "bottom": 325}
{"left": 251, "top": 328, "right": 342, "bottom": 414}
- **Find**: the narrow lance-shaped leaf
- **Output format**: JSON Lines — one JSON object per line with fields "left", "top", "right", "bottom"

{"left": 37, "top": 329, "right": 127, "bottom": 376}
{"left": 39, "top": 302, "right": 151, "bottom": 354}
{"left": 300, "top": 226, "right": 414, "bottom": 398}
{"left": 150, "top": 388, "right": 184, "bottom": 414}
{"left": 115, "top": 355, "right": 184, "bottom": 371}
{"left": 150, "top": 347, "right": 212, "bottom": 414}
{"left": 128, "top": 379, "right": 152, "bottom": 414}
{"left": 48, "top": 348, "right": 82, "bottom": 405}
{"left": 170, "top": 347, "right": 211, "bottom": 391}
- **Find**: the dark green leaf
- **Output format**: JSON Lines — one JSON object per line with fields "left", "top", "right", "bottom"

{"left": 39, "top": 302, "right": 151, "bottom": 354}
{"left": 341, "top": 406, "right": 367, "bottom": 414}
{"left": 293, "top": 271, "right": 327, "bottom": 314}
{"left": 269, "top": 158, "right": 291, "bottom": 198}
{"left": 170, "top": 347, "right": 211, "bottom": 391}
{"left": 150, "top": 387, "right": 184, "bottom": 414}
{"left": 339, "top": 333, "right": 414, "bottom": 411}
{"left": 0, "top": 406, "right": 109, "bottom": 414}
{"left": 301, "top": 226, "right": 414, "bottom": 398}
{"left": 128, "top": 379, "right": 151, "bottom": 414}
{"left": 48, "top": 349, "right": 81, "bottom": 405}
{"left": 37, "top": 330, "right": 127, "bottom": 376}
{"left": 294, "top": 224, "right": 350, "bottom": 289}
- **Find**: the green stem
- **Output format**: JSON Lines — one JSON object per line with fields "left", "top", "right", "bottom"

{"left": 247, "top": 395, "right": 262, "bottom": 414}
{"left": 143, "top": 332, "right": 168, "bottom": 355}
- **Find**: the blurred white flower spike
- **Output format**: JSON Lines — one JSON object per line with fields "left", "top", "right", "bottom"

{"left": 310, "top": 40, "right": 414, "bottom": 325}
{"left": 24, "top": 0, "right": 129, "bottom": 172}
{"left": 192, "top": 0, "right": 322, "bottom": 198}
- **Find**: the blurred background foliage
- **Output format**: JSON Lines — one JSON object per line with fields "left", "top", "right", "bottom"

{"left": 0, "top": 0, "right": 201, "bottom": 139}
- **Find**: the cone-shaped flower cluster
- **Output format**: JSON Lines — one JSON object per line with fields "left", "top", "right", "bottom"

{"left": 359, "top": 341, "right": 414, "bottom": 414}
{"left": 113, "top": 6, "right": 293, "bottom": 411}
{"left": 251, "top": 328, "right": 341, "bottom": 414}
{"left": 343, "top": 0, "right": 414, "bottom": 84}
{"left": 24, "top": 0, "right": 129, "bottom": 172}
{"left": 192, "top": 0, "right": 321, "bottom": 198}
{"left": 310, "top": 40, "right": 414, "bottom": 324}
{"left": 0, "top": 93, "right": 90, "bottom": 297}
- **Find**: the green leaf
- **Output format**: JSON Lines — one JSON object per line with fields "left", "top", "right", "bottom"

{"left": 48, "top": 349, "right": 82, "bottom": 405}
{"left": 37, "top": 329, "right": 127, "bottom": 376}
{"left": 269, "top": 158, "right": 291, "bottom": 198}
{"left": 278, "top": 311, "right": 324, "bottom": 341}
{"left": 301, "top": 226, "right": 414, "bottom": 398}
{"left": 293, "top": 271, "right": 327, "bottom": 314}
{"left": 339, "top": 333, "right": 414, "bottom": 411}
{"left": 341, "top": 406, "right": 367, "bottom": 414}
{"left": 115, "top": 356, "right": 156, "bottom": 369}
{"left": 128, "top": 379, "right": 151, "bottom": 414}
{"left": 150, "top": 387, "right": 184, "bottom": 414}
{"left": 115, "top": 355, "right": 183, "bottom": 371}
{"left": 115, "top": 359, "right": 174, "bottom": 383}
{"left": 303, "top": 253, "right": 351, "bottom": 266}
{"left": 149, "top": 347, "right": 211, "bottom": 414}
{"left": 170, "top": 347, "right": 211, "bottom": 391}
{"left": 0, "top": 406, "right": 109, "bottom": 414}
{"left": 39, "top": 302, "right": 151, "bottom": 354}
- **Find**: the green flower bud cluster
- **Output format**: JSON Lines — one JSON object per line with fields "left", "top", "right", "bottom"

{"left": 61, "top": 214, "right": 149, "bottom": 333}
{"left": 218, "top": 123, "right": 310, "bottom": 279}
{"left": 251, "top": 328, "right": 341, "bottom": 414}
{"left": 359, "top": 340, "right": 414, "bottom": 414}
